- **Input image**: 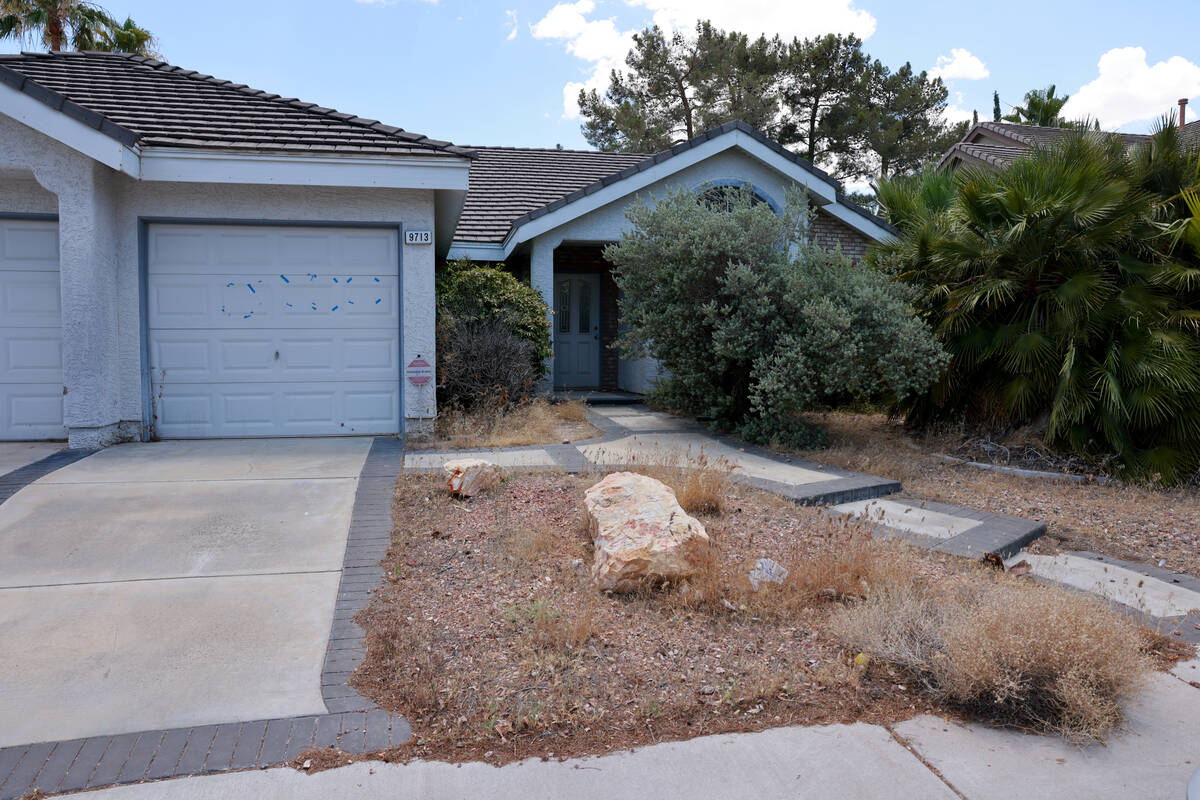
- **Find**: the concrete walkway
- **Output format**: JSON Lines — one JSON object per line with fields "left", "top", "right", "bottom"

{"left": 405, "top": 404, "right": 901, "bottom": 505}
{"left": 0, "top": 438, "right": 370, "bottom": 748}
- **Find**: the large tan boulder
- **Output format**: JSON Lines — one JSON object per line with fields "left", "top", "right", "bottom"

{"left": 444, "top": 458, "right": 507, "bottom": 497}
{"left": 584, "top": 472, "right": 710, "bottom": 592}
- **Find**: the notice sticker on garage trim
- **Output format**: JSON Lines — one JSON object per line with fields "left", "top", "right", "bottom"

{"left": 406, "top": 357, "right": 433, "bottom": 386}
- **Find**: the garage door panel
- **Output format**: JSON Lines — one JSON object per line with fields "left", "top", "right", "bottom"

{"left": 148, "top": 224, "right": 401, "bottom": 438}
{"left": 1, "top": 384, "right": 64, "bottom": 439}
{"left": 154, "top": 381, "right": 399, "bottom": 438}
{"left": 2, "top": 271, "right": 61, "bottom": 326}
{"left": 1, "top": 218, "right": 63, "bottom": 440}
{"left": 148, "top": 226, "right": 397, "bottom": 275}
{"left": 148, "top": 274, "right": 398, "bottom": 329}
{"left": 151, "top": 331, "right": 397, "bottom": 382}
{"left": 2, "top": 333, "right": 62, "bottom": 381}
{"left": 0, "top": 223, "right": 58, "bottom": 267}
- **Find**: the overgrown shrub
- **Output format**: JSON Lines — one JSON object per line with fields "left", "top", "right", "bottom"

{"left": 438, "top": 319, "right": 536, "bottom": 409}
{"left": 436, "top": 261, "right": 551, "bottom": 408}
{"left": 604, "top": 186, "right": 946, "bottom": 446}
{"left": 830, "top": 575, "right": 1153, "bottom": 742}
{"left": 874, "top": 123, "right": 1200, "bottom": 482}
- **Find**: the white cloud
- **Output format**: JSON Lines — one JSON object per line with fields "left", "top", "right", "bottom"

{"left": 943, "top": 91, "right": 975, "bottom": 125}
{"left": 532, "top": 0, "right": 876, "bottom": 119}
{"left": 505, "top": 9, "right": 519, "bottom": 40}
{"left": 930, "top": 48, "right": 988, "bottom": 81}
{"left": 1063, "top": 46, "right": 1200, "bottom": 129}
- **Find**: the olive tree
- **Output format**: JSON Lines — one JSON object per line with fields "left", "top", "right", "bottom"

{"left": 606, "top": 187, "right": 946, "bottom": 447}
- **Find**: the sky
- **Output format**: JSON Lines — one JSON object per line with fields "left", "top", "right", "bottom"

{"left": 42, "top": 0, "right": 1200, "bottom": 151}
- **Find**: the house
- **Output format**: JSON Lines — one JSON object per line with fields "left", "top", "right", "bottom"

{"left": 446, "top": 122, "right": 895, "bottom": 393}
{"left": 0, "top": 51, "right": 891, "bottom": 446}
{"left": 939, "top": 99, "right": 1200, "bottom": 171}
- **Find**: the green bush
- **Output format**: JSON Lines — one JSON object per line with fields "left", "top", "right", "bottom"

{"left": 604, "top": 187, "right": 946, "bottom": 446}
{"left": 436, "top": 261, "right": 551, "bottom": 407}
{"left": 874, "top": 124, "right": 1200, "bottom": 483}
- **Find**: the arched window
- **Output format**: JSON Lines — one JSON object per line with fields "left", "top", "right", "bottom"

{"left": 696, "top": 181, "right": 780, "bottom": 214}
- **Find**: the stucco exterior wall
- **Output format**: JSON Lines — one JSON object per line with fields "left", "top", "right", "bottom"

{"left": 0, "top": 176, "right": 57, "bottom": 214}
{"left": 0, "top": 113, "right": 438, "bottom": 444}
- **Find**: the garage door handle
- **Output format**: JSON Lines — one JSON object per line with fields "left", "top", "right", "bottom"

{"left": 274, "top": 351, "right": 280, "bottom": 360}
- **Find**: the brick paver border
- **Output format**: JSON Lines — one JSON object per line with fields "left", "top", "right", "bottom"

{"left": 0, "top": 437, "right": 411, "bottom": 800}
{"left": 0, "top": 448, "right": 96, "bottom": 506}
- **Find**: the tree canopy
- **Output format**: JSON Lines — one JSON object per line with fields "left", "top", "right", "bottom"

{"left": 578, "top": 22, "right": 964, "bottom": 184}
{"left": 0, "top": 0, "right": 155, "bottom": 55}
{"left": 873, "top": 121, "right": 1200, "bottom": 482}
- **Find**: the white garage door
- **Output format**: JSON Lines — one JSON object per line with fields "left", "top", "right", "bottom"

{"left": 147, "top": 224, "right": 401, "bottom": 438}
{"left": 0, "top": 217, "right": 64, "bottom": 441}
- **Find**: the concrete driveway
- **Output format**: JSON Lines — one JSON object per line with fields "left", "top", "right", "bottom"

{"left": 0, "top": 442, "right": 63, "bottom": 476}
{"left": 0, "top": 438, "right": 372, "bottom": 749}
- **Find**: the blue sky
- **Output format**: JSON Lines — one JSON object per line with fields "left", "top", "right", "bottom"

{"left": 62, "top": 0, "right": 1200, "bottom": 149}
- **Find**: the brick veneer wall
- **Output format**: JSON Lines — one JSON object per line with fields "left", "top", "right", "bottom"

{"left": 810, "top": 208, "right": 872, "bottom": 260}
{"left": 553, "top": 245, "right": 620, "bottom": 390}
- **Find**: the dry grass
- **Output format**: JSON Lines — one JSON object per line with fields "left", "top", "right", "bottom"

{"left": 830, "top": 572, "right": 1155, "bottom": 742}
{"left": 353, "top": 472, "right": 947, "bottom": 765}
{"left": 793, "top": 412, "right": 1200, "bottom": 578}
{"left": 610, "top": 449, "right": 736, "bottom": 516}
{"left": 416, "top": 397, "right": 598, "bottom": 449}
{"left": 352, "top": 469, "right": 1183, "bottom": 766}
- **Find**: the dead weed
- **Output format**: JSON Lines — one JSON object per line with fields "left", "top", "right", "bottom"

{"left": 422, "top": 398, "right": 597, "bottom": 449}
{"left": 829, "top": 570, "right": 1155, "bottom": 742}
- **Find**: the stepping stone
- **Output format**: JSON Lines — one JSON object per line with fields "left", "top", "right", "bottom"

{"left": 1004, "top": 551, "right": 1200, "bottom": 619}
{"left": 833, "top": 498, "right": 983, "bottom": 539}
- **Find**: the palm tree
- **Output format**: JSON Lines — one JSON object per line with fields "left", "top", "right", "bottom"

{"left": 0, "top": 0, "right": 154, "bottom": 54}
{"left": 875, "top": 128, "right": 1200, "bottom": 482}
{"left": 1002, "top": 84, "right": 1075, "bottom": 127}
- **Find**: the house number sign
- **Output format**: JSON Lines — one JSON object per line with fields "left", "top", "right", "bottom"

{"left": 405, "top": 230, "right": 433, "bottom": 245}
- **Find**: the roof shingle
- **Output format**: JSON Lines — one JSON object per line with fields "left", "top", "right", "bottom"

{"left": 0, "top": 50, "right": 474, "bottom": 157}
{"left": 453, "top": 146, "right": 651, "bottom": 243}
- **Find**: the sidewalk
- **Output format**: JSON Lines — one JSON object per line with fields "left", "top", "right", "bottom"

{"left": 63, "top": 661, "right": 1200, "bottom": 799}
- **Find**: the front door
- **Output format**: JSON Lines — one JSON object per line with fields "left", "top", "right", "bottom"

{"left": 553, "top": 273, "right": 600, "bottom": 388}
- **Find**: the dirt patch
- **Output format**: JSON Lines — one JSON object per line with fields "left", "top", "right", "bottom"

{"left": 349, "top": 470, "right": 1184, "bottom": 766}
{"left": 411, "top": 398, "right": 598, "bottom": 450}
{"left": 793, "top": 412, "right": 1200, "bottom": 579}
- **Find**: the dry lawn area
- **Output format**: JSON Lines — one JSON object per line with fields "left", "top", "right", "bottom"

{"left": 795, "top": 412, "right": 1200, "bottom": 578}
{"left": 413, "top": 398, "right": 598, "bottom": 450}
{"left": 349, "top": 469, "right": 1185, "bottom": 765}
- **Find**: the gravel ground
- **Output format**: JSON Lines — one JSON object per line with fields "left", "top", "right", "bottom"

{"left": 350, "top": 472, "right": 949, "bottom": 766}
{"left": 796, "top": 412, "right": 1200, "bottom": 578}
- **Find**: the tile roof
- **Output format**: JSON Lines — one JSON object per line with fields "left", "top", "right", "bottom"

{"left": 453, "top": 146, "right": 651, "bottom": 243}
{"left": 1181, "top": 120, "right": 1200, "bottom": 150}
{"left": 0, "top": 50, "right": 473, "bottom": 157}
{"left": 454, "top": 120, "right": 895, "bottom": 244}
{"left": 940, "top": 121, "right": 1157, "bottom": 169}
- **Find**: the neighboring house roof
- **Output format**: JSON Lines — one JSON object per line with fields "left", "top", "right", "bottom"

{"left": 1181, "top": 120, "right": 1200, "bottom": 150}
{"left": 452, "top": 120, "right": 895, "bottom": 250}
{"left": 939, "top": 120, "right": 1157, "bottom": 170}
{"left": 454, "top": 147, "right": 651, "bottom": 243}
{"left": 0, "top": 50, "right": 474, "bottom": 157}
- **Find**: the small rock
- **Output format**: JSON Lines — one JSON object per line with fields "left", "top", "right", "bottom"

{"left": 700, "top": 684, "right": 716, "bottom": 695}
{"left": 443, "top": 458, "right": 507, "bottom": 497}
{"left": 748, "top": 557, "right": 789, "bottom": 590}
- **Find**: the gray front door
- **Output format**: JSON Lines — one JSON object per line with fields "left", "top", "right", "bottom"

{"left": 553, "top": 273, "right": 600, "bottom": 388}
